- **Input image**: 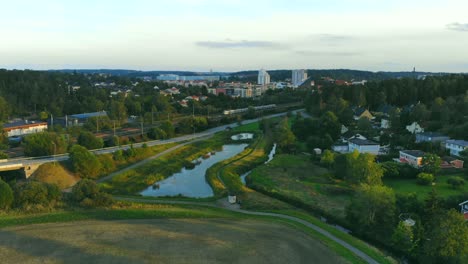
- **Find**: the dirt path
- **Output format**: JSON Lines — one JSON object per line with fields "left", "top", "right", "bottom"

{"left": 115, "top": 197, "right": 379, "bottom": 264}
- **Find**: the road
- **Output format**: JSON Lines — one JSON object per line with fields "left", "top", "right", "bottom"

{"left": 0, "top": 109, "right": 304, "bottom": 169}
{"left": 116, "top": 197, "right": 379, "bottom": 264}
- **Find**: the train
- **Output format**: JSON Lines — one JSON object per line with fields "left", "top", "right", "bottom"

{"left": 223, "top": 104, "right": 277, "bottom": 115}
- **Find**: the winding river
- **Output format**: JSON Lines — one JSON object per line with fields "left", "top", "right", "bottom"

{"left": 240, "top": 143, "right": 277, "bottom": 185}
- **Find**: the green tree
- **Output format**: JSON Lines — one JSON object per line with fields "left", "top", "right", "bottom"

{"left": 346, "top": 184, "right": 396, "bottom": 241}
{"left": 69, "top": 145, "right": 102, "bottom": 179}
{"left": 391, "top": 221, "right": 416, "bottom": 255}
{"left": 275, "top": 117, "right": 296, "bottom": 152}
{"left": 160, "top": 121, "right": 175, "bottom": 138}
{"left": 0, "top": 96, "right": 11, "bottom": 122}
{"left": 0, "top": 179, "right": 14, "bottom": 210}
{"left": 148, "top": 127, "right": 167, "bottom": 140}
{"left": 23, "top": 132, "right": 68, "bottom": 157}
{"left": 319, "top": 111, "right": 341, "bottom": 140}
{"left": 422, "top": 153, "right": 442, "bottom": 174}
{"left": 421, "top": 209, "right": 468, "bottom": 263}
{"left": 320, "top": 149, "right": 335, "bottom": 168}
{"left": 77, "top": 131, "right": 104, "bottom": 150}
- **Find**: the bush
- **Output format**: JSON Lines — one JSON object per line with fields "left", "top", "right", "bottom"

{"left": 71, "top": 179, "right": 113, "bottom": 207}
{"left": 416, "top": 173, "right": 434, "bottom": 185}
{"left": 77, "top": 131, "right": 104, "bottom": 150}
{"left": 447, "top": 176, "right": 465, "bottom": 189}
{"left": 14, "top": 181, "right": 61, "bottom": 210}
{"left": 0, "top": 179, "right": 14, "bottom": 210}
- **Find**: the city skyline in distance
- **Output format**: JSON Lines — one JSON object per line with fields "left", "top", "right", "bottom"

{"left": 1, "top": 0, "right": 468, "bottom": 72}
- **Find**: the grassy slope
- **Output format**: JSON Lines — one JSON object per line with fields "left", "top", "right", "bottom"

{"left": 249, "top": 154, "right": 352, "bottom": 218}
{"left": 32, "top": 163, "right": 79, "bottom": 189}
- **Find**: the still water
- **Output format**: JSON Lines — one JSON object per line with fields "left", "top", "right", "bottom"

{"left": 140, "top": 144, "right": 248, "bottom": 198}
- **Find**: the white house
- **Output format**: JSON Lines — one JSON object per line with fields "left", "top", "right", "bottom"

{"left": 406, "top": 122, "right": 424, "bottom": 134}
{"left": 399, "top": 150, "right": 425, "bottom": 168}
{"left": 446, "top": 140, "right": 468, "bottom": 157}
{"left": 348, "top": 138, "right": 380, "bottom": 155}
{"left": 3, "top": 121, "right": 48, "bottom": 137}
{"left": 381, "top": 119, "right": 390, "bottom": 129}
{"left": 459, "top": 200, "right": 468, "bottom": 221}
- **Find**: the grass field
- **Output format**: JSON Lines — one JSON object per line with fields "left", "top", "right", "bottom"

{"left": 248, "top": 154, "right": 353, "bottom": 218}
{"left": 0, "top": 218, "right": 347, "bottom": 264}
{"left": 384, "top": 174, "right": 468, "bottom": 198}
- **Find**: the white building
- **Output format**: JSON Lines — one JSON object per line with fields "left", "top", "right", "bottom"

{"left": 292, "top": 69, "right": 308, "bottom": 87}
{"left": 157, "top": 74, "right": 180, "bottom": 81}
{"left": 3, "top": 121, "right": 48, "bottom": 137}
{"left": 406, "top": 122, "right": 424, "bottom": 134}
{"left": 257, "top": 69, "right": 270, "bottom": 85}
{"left": 399, "top": 150, "right": 425, "bottom": 168}
{"left": 446, "top": 140, "right": 468, "bottom": 157}
{"left": 348, "top": 138, "right": 380, "bottom": 155}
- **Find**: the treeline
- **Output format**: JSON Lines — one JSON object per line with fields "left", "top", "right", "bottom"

{"left": 306, "top": 74, "right": 468, "bottom": 140}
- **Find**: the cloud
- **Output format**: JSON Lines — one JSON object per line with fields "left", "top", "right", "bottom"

{"left": 446, "top": 22, "right": 468, "bottom": 32}
{"left": 196, "top": 40, "right": 286, "bottom": 49}
{"left": 296, "top": 50, "right": 360, "bottom": 56}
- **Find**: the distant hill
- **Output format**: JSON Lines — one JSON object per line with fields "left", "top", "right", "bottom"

{"left": 229, "top": 69, "right": 453, "bottom": 82}
{"left": 48, "top": 69, "right": 230, "bottom": 78}
{"left": 47, "top": 68, "right": 456, "bottom": 81}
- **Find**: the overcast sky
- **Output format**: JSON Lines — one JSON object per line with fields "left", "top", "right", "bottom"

{"left": 1, "top": 0, "right": 468, "bottom": 72}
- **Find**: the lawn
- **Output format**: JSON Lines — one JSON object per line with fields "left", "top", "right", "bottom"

{"left": 233, "top": 121, "right": 260, "bottom": 132}
{"left": 248, "top": 154, "right": 353, "bottom": 218}
{"left": 384, "top": 174, "right": 468, "bottom": 198}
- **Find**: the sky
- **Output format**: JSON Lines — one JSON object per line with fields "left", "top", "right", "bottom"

{"left": 1, "top": 0, "right": 468, "bottom": 72}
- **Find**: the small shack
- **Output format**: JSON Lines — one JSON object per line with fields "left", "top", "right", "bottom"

{"left": 459, "top": 200, "right": 468, "bottom": 221}
{"left": 228, "top": 195, "right": 237, "bottom": 204}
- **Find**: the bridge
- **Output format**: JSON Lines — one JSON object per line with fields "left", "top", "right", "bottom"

{"left": 0, "top": 109, "right": 305, "bottom": 178}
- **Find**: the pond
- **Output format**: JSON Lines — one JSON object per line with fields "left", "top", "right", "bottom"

{"left": 240, "top": 143, "right": 277, "bottom": 185}
{"left": 140, "top": 144, "right": 248, "bottom": 198}
{"left": 231, "top": 133, "right": 254, "bottom": 141}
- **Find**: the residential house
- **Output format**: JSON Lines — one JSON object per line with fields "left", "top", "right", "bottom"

{"left": 441, "top": 156, "right": 464, "bottom": 169}
{"left": 353, "top": 108, "right": 374, "bottom": 120}
{"left": 348, "top": 138, "right": 380, "bottom": 155}
{"left": 445, "top": 140, "right": 468, "bottom": 157}
{"left": 3, "top": 121, "right": 48, "bottom": 137}
{"left": 459, "top": 200, "right": 468, "bottom": 220}
{"left": 332, "top": 142, "right": 349, "bottom": 153}
{"left": 406, "top": 122, "right": 424, "bottom": 134}
{"left": 399, "top": 150, "right": 425, "bottom": 168}
{"left": 381, "top": 119, "right": 390, "bottom": 129}
{"left": 415, "top": 132, "right": 450, "bottom": 143}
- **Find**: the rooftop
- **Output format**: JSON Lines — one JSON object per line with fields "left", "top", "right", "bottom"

{"left": 69, "top": 111, "right": 107, "bottom": 119}
{"left": 349, "top": 138, "right": 379, "bottom": 146}
{"left": 416, "top": 132, "right": 448, "bottom": 137}
{"left": 446, "top": 139, "right": 468, "bottom": 147}
{"left": 3, "top": 120, "right": 47, "bottom": 129}
{"left": 400, "top": 150, "right": 425, "bottom": 158}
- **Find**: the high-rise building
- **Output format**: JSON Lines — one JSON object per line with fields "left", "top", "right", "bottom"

{"left": 258, "top": 69, "right": 270, "bottom": 85}
{"left": 292, "top": 69, "right": 308, "bottom": 87}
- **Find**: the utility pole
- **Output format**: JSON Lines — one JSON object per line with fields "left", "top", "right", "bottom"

{"left": 96, "top": 116, "right": 99, "bottom": 133}
{"left": 50, "top": 114, "right": 54, "bottom": 128}
{"left": 141, "top": 117, "right": 144, "bottom": 137}
{"left": 192, "top": 102, "right": 195, "bottom": 139}
{"left": 113, "top": 120, "right": 116, "bottom": 136}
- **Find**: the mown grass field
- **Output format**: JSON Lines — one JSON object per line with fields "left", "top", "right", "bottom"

{"left": 384, "top": 173, "right": 468, "bottom": 198}
{"left": 248, "top": 154, "right": 353, "bottom": 218}
{"left": 0, "top": 202, "right": 364, "bottom": 264}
